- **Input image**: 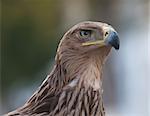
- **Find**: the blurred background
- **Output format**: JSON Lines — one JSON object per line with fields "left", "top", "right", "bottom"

{"left": 1, "top": 0, "right": 149, "bottom": 115}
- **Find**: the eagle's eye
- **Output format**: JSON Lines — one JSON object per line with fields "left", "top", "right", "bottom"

{"left": 79, "top": 30, "right": 91, "bottom": 38}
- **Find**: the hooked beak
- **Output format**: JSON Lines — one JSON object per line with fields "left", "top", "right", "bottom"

{"left": 105, "top": 31, "right": 120, "bottom": 50}
{"left": 82, "top": 30, "right": 120, "bottom": 50}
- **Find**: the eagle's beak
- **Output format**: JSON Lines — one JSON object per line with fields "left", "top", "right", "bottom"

{"left": 105, "top": 31, "right": 120, "bottom": 50}
{"left": 82, "top": 30, "right": 120, "bottom": 50}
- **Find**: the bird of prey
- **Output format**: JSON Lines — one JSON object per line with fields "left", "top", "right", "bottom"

{"left": 6, "top": 21, "right": 119, "bottom": 116}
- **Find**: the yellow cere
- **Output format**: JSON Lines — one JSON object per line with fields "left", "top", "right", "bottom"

{"left": 82, "top": 40, "right": 106, "bottom": 47}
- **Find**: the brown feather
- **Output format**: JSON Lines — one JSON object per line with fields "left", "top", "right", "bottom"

{"left": 5, "top": 21, "right": 115, "bottom": 116}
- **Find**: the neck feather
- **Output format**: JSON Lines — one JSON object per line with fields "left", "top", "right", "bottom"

{"left": 56, "top": 47, "right": 111, "bottom": 90}
{"left": 14, "top": 47, "right": 110, "bottom": 115}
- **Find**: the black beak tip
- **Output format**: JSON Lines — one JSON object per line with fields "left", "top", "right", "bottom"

{"left": 113, "top": 35, "right": 120, "bottom": 50}
{"left": 114, "top": 44, "right": 119, "bottom": 50}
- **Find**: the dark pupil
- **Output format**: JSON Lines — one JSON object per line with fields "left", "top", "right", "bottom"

{"left": 80, "top": 30, "right": 91, "bottom": 36}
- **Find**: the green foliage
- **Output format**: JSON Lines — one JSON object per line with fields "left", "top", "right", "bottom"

{"left": 2, "top": 0, "right": 62, "bottom": 91}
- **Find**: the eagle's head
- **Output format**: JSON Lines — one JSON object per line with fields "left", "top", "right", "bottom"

{"left": 57, "top": 21, "right": 119, "bottom": 54}
{"left": 56, "top": 21, "right": 120, "bottom": 89}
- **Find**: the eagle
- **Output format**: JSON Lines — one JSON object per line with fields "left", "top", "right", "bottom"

{"left": 6, "top": 21, "right": 119, "bottom": 116}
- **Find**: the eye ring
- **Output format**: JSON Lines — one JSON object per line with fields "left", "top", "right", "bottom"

{"left": 79, "top": 30, "right": 91, "bottom": 38}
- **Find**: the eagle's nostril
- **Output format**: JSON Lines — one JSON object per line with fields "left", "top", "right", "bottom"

{"left": 105, "top": 32, "right": 109, "bottom": 37}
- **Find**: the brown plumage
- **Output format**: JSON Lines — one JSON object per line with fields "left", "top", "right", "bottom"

{"left": 6, "top": 21, "right": 119, "bottom": 116}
